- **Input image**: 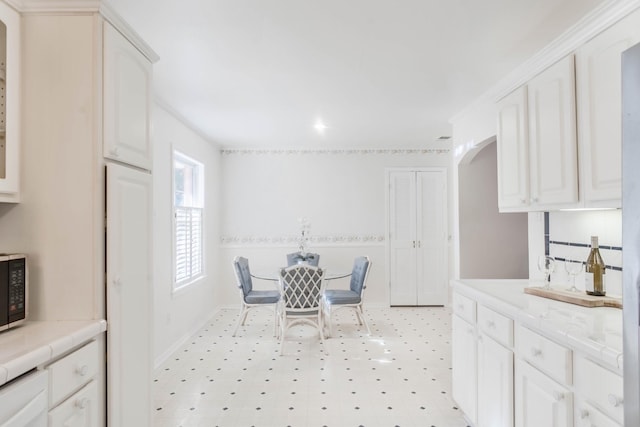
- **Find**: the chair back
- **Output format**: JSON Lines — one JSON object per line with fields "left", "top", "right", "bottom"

{"left": 279, "top": 265, "right": 325, "bottom": 311}
{"left": 233, "top": 256, "right": 253, "bottom": 297}
{"left": 349, "top": 256, "right": 371, "bottom": 295}
{"left": 286, "top": 252, "right": 320, "bottom": 266}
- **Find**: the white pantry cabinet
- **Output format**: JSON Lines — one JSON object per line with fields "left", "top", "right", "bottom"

{"left": 103, "top": 23, "right": 153, "bottom": 170}
{"left": 575, "top": 8, "right": 640, "bottom": 208}
{"left": 497, "top": 55, "right": 579, "bottom": 212}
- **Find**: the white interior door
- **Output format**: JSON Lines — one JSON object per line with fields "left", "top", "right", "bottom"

{"left": 416, "top": 170, "right": 447, "bottom": 305}
{"left": 106, "top": 163, "right": 152, "bottom": 427}
{"left": 389, "top": 171, "right": 417, "bottom": 305}
{"left": 389, "top": 168, "right": 447, "bottom": 306}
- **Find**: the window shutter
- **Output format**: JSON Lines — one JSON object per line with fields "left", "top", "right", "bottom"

{"left": 175, "top": 207, "right": 203, "bottom": 285}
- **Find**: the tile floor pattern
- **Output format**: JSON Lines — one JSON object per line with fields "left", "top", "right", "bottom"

{"left": 153, "top": 306, "right": 470, "bottom": 427}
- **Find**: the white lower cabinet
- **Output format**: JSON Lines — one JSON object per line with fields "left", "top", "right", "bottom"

{"left": 573, "top": 356, "right": 623, "bottom": 426}
{"left": 47, "top": 340, "right": 100, "bottom": 427}
{"left": 478, "top": 333, "right": 514, "bottom": 427}
{"left": 515, "top": 358, "right": 573, "bottom": 427}
{"left": 575, "top": 401, "right": 620, "bottom": 427}
{"left": 48, "top": 381, "right": 98, "bottom": 427}
{"left": 452, "top": 313, "right": 477, "bottom": 425}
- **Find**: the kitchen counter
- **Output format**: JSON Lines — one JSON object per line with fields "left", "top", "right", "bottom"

{"left": 451, "top": 279, "right": 623, "bottom": 373}
{"left": 0, "top": 319, "right": 107, "bottom": 387}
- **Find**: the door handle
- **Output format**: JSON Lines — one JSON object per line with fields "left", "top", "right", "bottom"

{"left": 413, "top": 241, "right": 415, "bottom": 248}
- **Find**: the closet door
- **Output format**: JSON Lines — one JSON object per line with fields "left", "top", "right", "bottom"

{"left": 106, "top": 163, "right": 152, "bottom": 427}
{"left": 416, "top": 170, "right": 447, "bottom": 305}
{"left": 388, "top": 168, "right": 447, "bottom": 306}
{"left": 389, "top": 171, "right": 417, "bottom": 306}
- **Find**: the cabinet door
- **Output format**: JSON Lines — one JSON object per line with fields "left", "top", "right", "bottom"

{"left": 48, "top": 381, "right": 99, "bottom": 427}
{"left": 0, "top": 2, "right": 20, "bottom": 202}
{"left": 515, "top": 359, "right": 572, "bottom": 427}
{"left": 527, "top": 54, "right": 579, "bottom": 208}
{"left": 478, "top": 334, "right": 514, "bottom": 427}
{"left": 106, "top": 163, "right": 152, "bottom": 427}
{"left": 452, "top": 315, "right": 477, "bottom": 424}
{"left": 576, "top": 9, "right": 640, "bottom": 207}
{"left": 103, "top": 23, "right": 153, "bottom": 170}
{"left": 497, "top": 86, "right": 530, "bottom": 211}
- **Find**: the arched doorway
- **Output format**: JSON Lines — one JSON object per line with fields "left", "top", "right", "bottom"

{"left": 458, "top": 138, "right": 528, "bottom": 278}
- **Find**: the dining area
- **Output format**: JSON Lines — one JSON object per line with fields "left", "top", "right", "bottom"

{"left": 231, "top": 252, "right": 372, "bottom": 355}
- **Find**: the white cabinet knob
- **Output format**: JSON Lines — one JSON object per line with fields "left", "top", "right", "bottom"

{"left": 531, "top": 347, "right": 542, "bottom": 357}
{"left": 553, "top": 391, "right": 565, "bottom": 401}
{"left": 109, "top": 147, "right": 120, "bottom": 157}
{"left": 76, "top": 365, "right": 89, "bottom": 376}
{"left": 486, "top": 320, "right": 496, "bottom": 329}
{"left": 113, "top": 277, "right": 122, "bottom": 287}
{"left": 608, "top": 393, "right": 623, "bottom": 407}
{"left": 75, "top": 398, "right": 89, "bottom": 409}
{"left": 580, "top": 409, "right": 589, "bottom": 419}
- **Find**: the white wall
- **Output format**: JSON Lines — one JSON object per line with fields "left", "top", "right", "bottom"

{"left": 458, "top": 141, "right": 528, "bottom": 279}
{"left": 152, "top": 104, "right": 221, "bottom": 366}
{"left": 218, "top": 148, "right": 451, "bottom": 307}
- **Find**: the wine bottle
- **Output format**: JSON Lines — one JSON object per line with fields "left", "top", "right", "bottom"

{"left": 585, "top": 236, "right": 606, "bottom": 296}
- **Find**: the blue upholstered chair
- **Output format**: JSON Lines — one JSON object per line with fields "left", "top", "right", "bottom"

{"left": 232, "top": 256, "right": 280, "bottom": 337}
{"left": 322, "top": 256, "right": 372, "bottom": 337}
{"left": 278, "top": 264, "right": 327, "bottom": 355}
{"left": 286, "top": 252, "right": 320, "bottom": 266}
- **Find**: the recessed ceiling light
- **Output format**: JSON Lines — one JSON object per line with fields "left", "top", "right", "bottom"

{"left": 314, "top": 119, "right": 328, "bottom": 134}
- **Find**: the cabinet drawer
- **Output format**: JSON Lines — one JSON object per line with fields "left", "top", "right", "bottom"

{"left": 574, "top": 356, "right": 623, "bottom": 424}
{"left": 48, "top": 340, "right": 99, "bottom": 408}
{"left": 48, "top": 380, "right": 99, "bottom": 427}
{"left": 516, "top": 326, "right": 572, "bottom": 385}
{"left": 452, "top": 292, "right": 476, "bottom": 324}
{"left": 478, "top": 305, "right": 513, "bottom": 348}
{"left": 575, "top": 400, "right": 621, "bottom": 427}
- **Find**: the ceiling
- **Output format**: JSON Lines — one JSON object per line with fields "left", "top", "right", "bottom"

{"left": 106, "top": 0, "right": 607, "bottom": 149}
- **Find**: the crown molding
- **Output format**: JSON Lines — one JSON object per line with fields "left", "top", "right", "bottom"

{"left": 221, "top": 234, "right": 386, "bottom": 247}
{"left": 450, "top": 0, "right": 640, "bottom": 124}
{"left": 7, "top": 0, "right": 159, "bottom": 63}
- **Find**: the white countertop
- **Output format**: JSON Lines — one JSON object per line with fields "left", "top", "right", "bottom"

{"left": 451, "top": 279, "right": 623, "bottom": 373}
{"left": 0, "top": 319, "right": 107, "bottom": 387}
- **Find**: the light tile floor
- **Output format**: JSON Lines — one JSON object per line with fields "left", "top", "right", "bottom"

{"left": 153, "top": 306, "right": 470, "bottom": 427}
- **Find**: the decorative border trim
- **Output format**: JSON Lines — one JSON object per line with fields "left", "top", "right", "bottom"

{"left": 221, "top": 148, "right": 450, "bottom": 156}
{"left": 221, "top": 235, "right": 385, "bottom": 246}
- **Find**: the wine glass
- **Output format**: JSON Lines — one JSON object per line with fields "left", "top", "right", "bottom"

{"left": 564, "top": 259, "right": 582, "bottom": 292}
{"left": 537, "top": 255, "right": 555, "bottom": 289}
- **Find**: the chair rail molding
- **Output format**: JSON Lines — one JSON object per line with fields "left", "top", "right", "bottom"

{"left": 221, "top": 148, "right": 450, "bottom": 156}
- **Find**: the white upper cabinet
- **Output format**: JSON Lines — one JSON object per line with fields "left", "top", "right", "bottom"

{"left": 527, "top": 54, "right": 579, "bottom": 209}
{"left": 497, "top": 55, "right": 578, "bottom": 212}
{"left": 497, "top": 86, "right": 529, "bottom": 211}
{"left": 0, "top": 3, "right": 20, "bottom": 202}
{"left": 103, "top": 23, "right": 153, "bottom": 171}
{"left": 576, "top": 8, "right": 640, "bottom": 208}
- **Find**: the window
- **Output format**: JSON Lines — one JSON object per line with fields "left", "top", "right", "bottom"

{"left": 173, "top": 150, "right": 204, "bottom": 289}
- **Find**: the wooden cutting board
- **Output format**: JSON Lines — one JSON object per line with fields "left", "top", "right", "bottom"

{"left": 524, "top": 286, "right": 622, "bottom": 309}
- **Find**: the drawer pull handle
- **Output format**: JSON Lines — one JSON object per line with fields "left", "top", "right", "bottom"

{"left": 580, "top": 409, "right": 589, "bottom": 419}
{"left": 457, "top": 304, "right": 465, "bottom": 311}
{"left": 608, "top": 394, "right": 623, "bottom": 407}
{"left": 486, "top": 321, "right": 495, "bottom": 329}
{"left": 531, "top": 348, "right": 542, "bottom": 357}
{"left": 553, "top": 391, "right": 565, "bottom": 401}
{"left": 109, "top": 147, "right": 120, "bottom": 157}
{"left": 75, "top": 398, "right": 89, "bottom": 409}
{"left": 76, "top": 365, "right": 89, "bottom": 376}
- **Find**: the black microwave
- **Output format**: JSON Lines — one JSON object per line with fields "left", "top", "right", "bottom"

{"left": 0, "top": 254, "right": 27, "bottom": 331}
